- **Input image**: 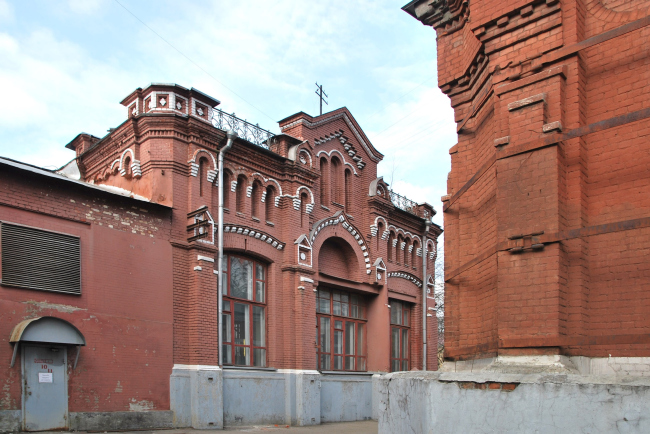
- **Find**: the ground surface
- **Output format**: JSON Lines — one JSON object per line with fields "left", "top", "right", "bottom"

{"left": 37, "top": 421, "right": 378, "bottom": 434}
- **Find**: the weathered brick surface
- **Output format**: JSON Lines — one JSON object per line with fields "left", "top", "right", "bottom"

{"left": 0, "top": 165, "right": 173, "bottom": 412}
{"left": 406, "top": 0, "right": 650, "bottom": 360}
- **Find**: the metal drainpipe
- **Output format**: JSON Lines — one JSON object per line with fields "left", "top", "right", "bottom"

{"left": 218, "top": 130, "right": 237, "bottom": 367}
{"left": 422, "top": 219, "right": 431, "bottom": 371}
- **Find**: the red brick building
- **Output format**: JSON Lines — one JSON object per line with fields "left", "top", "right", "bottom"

{"left": 404, "top": 0, "right": 650, "bottom": 369}
{"left": 0, "top": 83, "right": 441, "bottom": 430}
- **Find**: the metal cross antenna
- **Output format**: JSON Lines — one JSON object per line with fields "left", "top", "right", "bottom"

{"left": 315, "top": 82, "right": 328, "bottom": 115}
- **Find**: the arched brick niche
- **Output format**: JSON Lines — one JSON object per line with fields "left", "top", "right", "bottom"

{"left": 318, "top": 237, "right": 359, "bottom": 282}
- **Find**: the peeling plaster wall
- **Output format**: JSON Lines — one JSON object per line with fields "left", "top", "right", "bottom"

{"left": 377, "top": 372, "right": 650, "bottom": 434}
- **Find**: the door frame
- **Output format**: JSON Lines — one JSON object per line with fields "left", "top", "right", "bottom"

{"left": 21, "top": 344, "right": 69, "bottom": 431}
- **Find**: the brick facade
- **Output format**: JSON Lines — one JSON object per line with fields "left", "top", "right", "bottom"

{"left": 404, "top": 0, "right": 650, "bottom": 360}
{"left": 1, "top": 83, "right": 441, "bottom": 428}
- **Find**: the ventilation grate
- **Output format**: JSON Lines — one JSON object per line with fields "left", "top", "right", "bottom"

{"left": 1, "top": 223, "right": 81, "bottom": 294}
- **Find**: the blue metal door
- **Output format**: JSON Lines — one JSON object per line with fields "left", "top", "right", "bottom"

{"left": 23, "top": 345, "right": 68, "bottom": 431}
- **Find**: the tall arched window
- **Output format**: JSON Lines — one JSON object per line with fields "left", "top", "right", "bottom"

{"left": 331, "top": 156, "right": 342, "bottom": 204}
{"left": 199, "top": 157, "right": 208, "bottom": 197}
{"left": 412, "top": 240, "right": 419, "bottom": 270}
{"left": 320, "top": 158, "right": 330, "bottom": 205}
{"left": 404, "top": 238, "right": 411, "bottom": 267}
{"left": 251, "top": 181, "right": 262, "bottom": 219}
{"left": 223, "top": 170, "right": 232, "bottom": 210}
{"left": 236, "top": 175, "right": 247, "bottom": 213}
{"left": 396, "top": 235, "right": 404, "bottom": 264}
{"left": 265, "top": 186, "right": 275, "bottom": 223}
{"left": 377, "top": 222, "right": 384, "bottom": 253}
{"left": 300, "top": 192, "right": 310, "bottom": 228}
{"left": 221, "top": 253, "right": 267, "bottom": 367}
{"left": 387, "top": 232, "right": 395, "bottom": 262}
{"left": 344, "top": 169, "right": 352, "bottom": 212}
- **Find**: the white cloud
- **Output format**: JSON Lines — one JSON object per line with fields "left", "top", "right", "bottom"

{"left": 0, "top": 0, "right": 13, "bottom": 23}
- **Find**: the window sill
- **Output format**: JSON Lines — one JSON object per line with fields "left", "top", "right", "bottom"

{"left": 236, "top": 212, "right": 246, "bottom": 218}
{"left": 321, "top": 205, "right": 330, "bottom": 211}
{"left": 266, "top": 221, "right": 274, "bottom": 227}
{"left": 319, "top": 370, "right": 374, "bottom": 376}
{"left": 223, "top": 365, "right": 277, "bottom": 372}
{"left": 252, "top": 217, "right": 260, "bottom": 222}
{"left": 331, "top": 202, "right": 344, "bottom": 208}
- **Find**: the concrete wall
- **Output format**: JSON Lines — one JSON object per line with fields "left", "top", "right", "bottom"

{"left": 377, "top": 371, "right": 650, "bottom": 434}
{"left": 170, "top": 366, "right": 374, "bottom": 428}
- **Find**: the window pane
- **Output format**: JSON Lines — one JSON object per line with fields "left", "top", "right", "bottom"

{"left": 342, "top": 303, "right": 349, "bottom": 317}
{"left": 345, "top": 356, "right": 355, "bottom": 370}
{"left": 391, "top": 328, "right": 400, "bottom": 358}
{"left": 403, "top": 309, "right": 409, "bottom": 326}
{"left": 341, "top": 293, "right": 349, "bottom": 303}
{"left": 320, "top": 317, "right": 330, "bottom": 353}
{"left": 390, "top": 303, "right": 398, "bottom": 324}
{"left": 235, "top": 346, "right": 249, "bottom": 365}
{"left": 222, "top": 314, "right": 231, "bottom": 343}
{"left": 357, "top": 323, "right": 364, "bottom": 356}
{"left": 334, "top": 320, "right": 343, "bottom": 329}
{"left": 333, "top": 292, "right": 340, "bottom": 301}
{"left": 333, "top": 301, "right": 341, "bottom": 315}
{"left": 395, "top": 302, "right": 402, "bottom": 325}
{"left": 222, "top": 344, "right": 232, "bottom": 364}
{"left": 256, "top": 263, "right": 265, "bottom": 280}
{"left": 234, "top": 303, "right": 250, "bottom": 346}
{"left": 255, "top": 281, "right": 265, "bottom": 303}
{"left": 350, "top": 305, "right": 359, "bottom": 318}
{"left": 350, "top": 294, "right": 359, "bottom": 305}
{"left": 392, "top": 360, "right": 400, "bottom": 372}
{"left": 345, "top": 322, "right": 355, "bottom": 355}
{"left": 320, "top": 354, "right": 330, "bottom": 370}
{"left": 319, "top": 298, "right": 330, "bottom": 314}
{"left": 402, "top": 360, "right": 408, "bottom": 371}
{"left": 402, "top": 329, "right": 409, "bottom": 359}
{"left": 334, "top": 355, "right": 343, "bottom": 370}
{"left": 319, "top": 289, "right": 330, "bottom": 300}
{"left": 223, "top": 300, "right": 231, "bottom": 312}
{"left": 253, "top": 306, "right": 265, "bottom": 347}
{"left": 253, "top": 348, "right": 266, "bottom": 367}
{"left": 230, "top": 257, "right": 253, "bottom": 300}
{"left": 222, "top": 272, "right": 228, "bottom": 296}
{"left": 358, "top": 357, "right": 366, "bottom": 371}
{"left": 334, "top": 330, "right": 343, "bottom": 354}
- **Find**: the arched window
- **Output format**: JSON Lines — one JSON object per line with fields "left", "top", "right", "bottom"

{"left": 123, "top": 155, "right": 132, "bottom": 178}
{"left": 387, "top": 232, "right": 395, "bottom": 262}
{"left": 331, "top": 156, "right": 342, "bottom": 204}
{"left": 320, "top": 158, "right": 329, "bottom": 205}
{"left": 199, "top": 157, "right": 209, "bottom": 197}
{"left": 265, "top": 186, "right": 275, "bottom": 223}
{"left": 404, "top": 238, "right": 411, "bottom": 267}
{"left": 344, "top": 169, "right": 352, "bottom": 212}
{"left": 236, "top": 175, "right": 247, "bottom": 213}
{"left": 300, "top": 192, "right": 308, "bottom": 228}
{"left": 251, "top": 181, "right": 262, "bottom": 219}
{"left": 396, "top": 235, "right": 404, "bottom": 264}
{"left": 412, "top": 240, "right": 419, "bottom": 270}
{"left": 377, "top": 222, "right": 384, "bottom": 253}
{"left": 223, "top": 170, "right": 232, "bottom": 210}
{"left": 221, "top": 254, "right": 267, "bottom": 367}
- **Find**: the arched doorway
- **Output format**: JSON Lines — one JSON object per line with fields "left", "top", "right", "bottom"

{"left": 10, "top": 317, "right": 85, "bottom": 431}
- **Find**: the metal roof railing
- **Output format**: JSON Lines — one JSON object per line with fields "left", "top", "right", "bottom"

{"left": 210, "top": 108, "right": 275, "bottom": 149}
{"left": 389, "top": 189, "right": 419, "bottom": 215}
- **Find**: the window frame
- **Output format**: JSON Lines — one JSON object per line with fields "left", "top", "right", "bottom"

{"left": 221, "top": 253, "right": 268, "bottom": 367}
{"left": 316, "top": 287, "right": 367, "bottom": 372}
{"left": 390, "top": 300, "right": 410, "bottom": 372}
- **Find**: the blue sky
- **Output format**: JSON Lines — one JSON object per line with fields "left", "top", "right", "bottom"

{"left": 0, "top": 0, "right": 455, "bottom": 226}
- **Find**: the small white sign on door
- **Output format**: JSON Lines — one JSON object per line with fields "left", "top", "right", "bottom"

{"left": 38, "top": 373, "right": 53, "bottom": 383}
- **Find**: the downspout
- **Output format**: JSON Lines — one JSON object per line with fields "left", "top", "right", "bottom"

{"left": 218, "top": 130, "right": 237, "bottom": 367}
{"left": 422, "top": 219, "right": 431, "bottom": 371}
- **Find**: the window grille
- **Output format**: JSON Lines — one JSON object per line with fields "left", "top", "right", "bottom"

{"left": 1, "top": 223, "right": 81, "bottom": 295}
